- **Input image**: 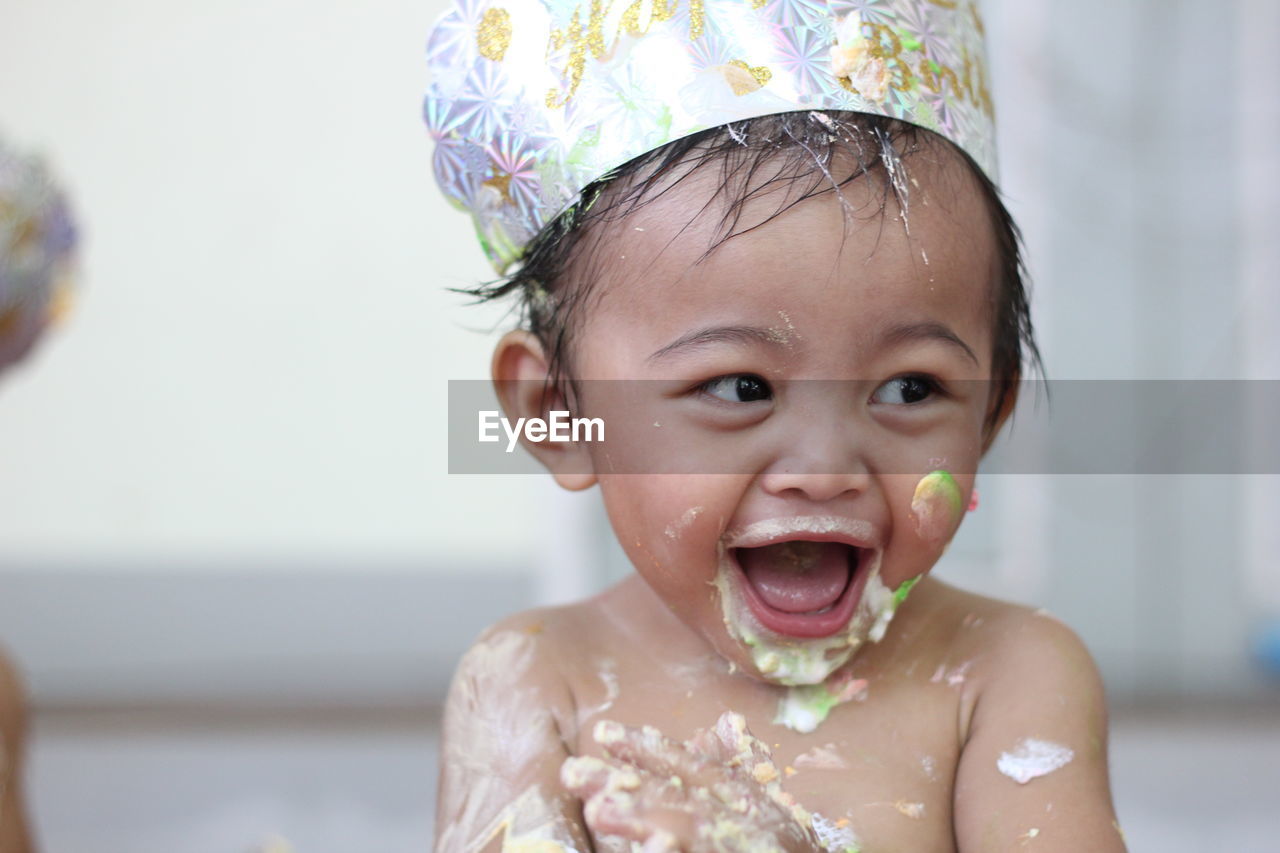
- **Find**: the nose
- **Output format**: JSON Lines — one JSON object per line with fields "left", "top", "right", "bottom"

{"left": 758, "top": 423, "right": 874, "bottom": 503}
{"left": 759, "top": 466, "right": 872, "bottom": 503}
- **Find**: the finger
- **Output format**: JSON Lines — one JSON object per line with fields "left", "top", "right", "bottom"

{"left": 582, "top": 790, "right": 651, "bottom": 839}
{"left": 674, "top": 714, "right": 778, "bottom": 779}
{"left": 641, "top": 828, "right": 680, "bottom": 853}
{"left": 594, "top": 721, "right": 768, "bottom": 819}
{"left": 684, "top": 725, "right": 724, "bottom": 762}
{"left": 593, "top": 720, "right": 726, "bottom": 789}
{"left": 658, "top": 717, "right": 811, "bottom": 833}
{"left": 579, "top": 760, "right": 815, "bottom": 853}
{"left": 566, "top": 754, "right": 697, "bottom": 831}
{"left": 560, "top": 754, "right": 642, "bottom": 800}
{"left": 583, "top": 786, "right": 700, "bottom": 849}
{"left": 697, "top": 713, "right": 784, "bottom": 790}
{"left": 711, "top": 712, "right": 774, "bottom": 770}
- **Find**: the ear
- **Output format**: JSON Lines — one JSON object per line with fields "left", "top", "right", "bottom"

{"left": 980, "top": 368, "right": 1020, "bottom": 455}
{"left": 491, "top": 330, "right": 597, "bottom": 491}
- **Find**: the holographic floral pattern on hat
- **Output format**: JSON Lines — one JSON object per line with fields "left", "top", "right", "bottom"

{"left": 424, "top": 0, "right": 996, "bottom": 274}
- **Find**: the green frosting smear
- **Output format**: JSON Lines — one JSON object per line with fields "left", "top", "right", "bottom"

{"left": 894, "top": 576, "right": 920, "bottom": 606}
{"left": 929, "top": 469, "right": 964, "bottom": 513}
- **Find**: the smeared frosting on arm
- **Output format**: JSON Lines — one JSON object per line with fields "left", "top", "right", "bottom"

{"left": 436, "top": 628, "right": 589, "bottom": 853}
{"left": 996, "top": 738, "right": 1075, "bottom": 785}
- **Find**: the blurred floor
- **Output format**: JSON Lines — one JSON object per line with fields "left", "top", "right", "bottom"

{"left": 23, "top": 704, "right": 1280, "bottom": 852}
{"left": 1108, "top": 705, "right": 1280, "bottom": 852}
{"left": 26, "top": 708, "right": 441, "bottom": 853}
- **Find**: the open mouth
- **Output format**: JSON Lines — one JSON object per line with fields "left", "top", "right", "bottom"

{"left": 731, "top": 540, "right": 869, "bottom": 639}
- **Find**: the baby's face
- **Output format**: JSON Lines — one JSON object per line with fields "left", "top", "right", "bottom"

{"left": 569, "top": 151, "right": 998, "bottom": 684}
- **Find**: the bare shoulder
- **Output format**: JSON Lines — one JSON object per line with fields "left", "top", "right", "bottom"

{"left": 907, "top": 580, "right": 1104, "bottom": 703}
{"left": 440, "top": 599, "right": 597, "bottom": 772}
{"left": 443, "top": 580, "right": 639, "bottom": 726}
{"left": 946, "top": 589, "right": 1107, "bottom": 720}
{"left": 925, "top": 584, "right": 1126, "bottom": 852}
{"left": 435, "top": 603, "right": 599, "bottom": 853}
{"left": 455, "top": 606, "right": 576, "bottom": 690}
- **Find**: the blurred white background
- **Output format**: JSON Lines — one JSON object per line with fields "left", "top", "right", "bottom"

{"left": 1, "top": 0, "right": 1278, "bottom": 851}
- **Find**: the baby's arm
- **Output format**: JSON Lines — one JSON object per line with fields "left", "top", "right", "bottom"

{"left": 435, "top": 616, "right": 591, "bottom": 853}
{"left": 952, "top": 610, "right": 1126, "bottom": 852}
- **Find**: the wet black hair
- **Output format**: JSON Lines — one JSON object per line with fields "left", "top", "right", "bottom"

{"left": 459, "top": 110, "right": 1043, "bottom": 440}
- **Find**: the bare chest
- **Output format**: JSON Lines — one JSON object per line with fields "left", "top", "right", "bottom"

{"left": 569, "top": 661, "right": 966, "bottom": 853}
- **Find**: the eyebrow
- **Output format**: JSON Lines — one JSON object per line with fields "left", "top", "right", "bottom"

{"left": 647, "top": 325, "right": 786, "bottom": 363}
{"left": 880, "top": 321, "right": 979, "bottom": 365}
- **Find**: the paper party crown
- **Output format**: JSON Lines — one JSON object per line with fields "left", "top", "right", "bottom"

{"left": 423, "top": 0, "right": 997, "bottom": 274}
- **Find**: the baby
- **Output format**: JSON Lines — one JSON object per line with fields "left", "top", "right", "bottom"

{"left": 425, "top": 2, "right": 1125, "bottom": 851}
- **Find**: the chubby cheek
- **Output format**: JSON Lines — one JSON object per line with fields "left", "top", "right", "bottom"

{"left": 596, "top": 474, "right": 748, "bottom": 616}
{"left": 879, "top": 466, "right": 976, "bottom": 589}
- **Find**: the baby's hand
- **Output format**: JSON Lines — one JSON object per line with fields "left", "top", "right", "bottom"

{"left": 561, "top": 712, "right": 821, "bottom": 853}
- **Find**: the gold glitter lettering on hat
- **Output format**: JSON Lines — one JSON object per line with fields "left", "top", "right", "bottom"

{"left": 688, "top": 0, "right": 704, "bottom": 38}
{"left": 547, "top": 0, "right": 705, "bottom": 108}
{"left": 652, "top": 0, "right": 679, "bottom": 22}
{"left": 918, "top": 55, "right": 954, "bottom": 94}
{"left": 866, "top": 22, "right": 901, "bottom": 62}
{"left": 545, "top": 14, "right": 580, "bottom": 106}
{"left": 968, "top": 1, "right": 985, "bottom": 35}
{"left": 476, "top": 7, "right": 513, "bottom": 62}
{"left": 585, "top": 0, "right": 610, "bottom": 59}
{"left": 545, "top": 4, "right": 590, "bottom": 108}
{"left": 618, "top": 0, "right": 648, "bottom": 35}
{"left": 618, "top": 0, "right": 681, "bottom": 37}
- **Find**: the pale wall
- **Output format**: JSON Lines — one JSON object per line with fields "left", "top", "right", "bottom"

{"left": 0, "top": 0, "right": 540, "bottom": 567}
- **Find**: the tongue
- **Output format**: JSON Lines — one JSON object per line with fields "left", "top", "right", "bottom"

{"left": 738, "top": 541, "right": 852, "bottom": 614}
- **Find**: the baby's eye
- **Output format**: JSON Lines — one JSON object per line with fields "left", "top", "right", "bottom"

{"left": 699, "top": 374, "right": 773, "bottom": 403}
{"left": 871, "top": 374, "right": 941, "bottom": 405}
